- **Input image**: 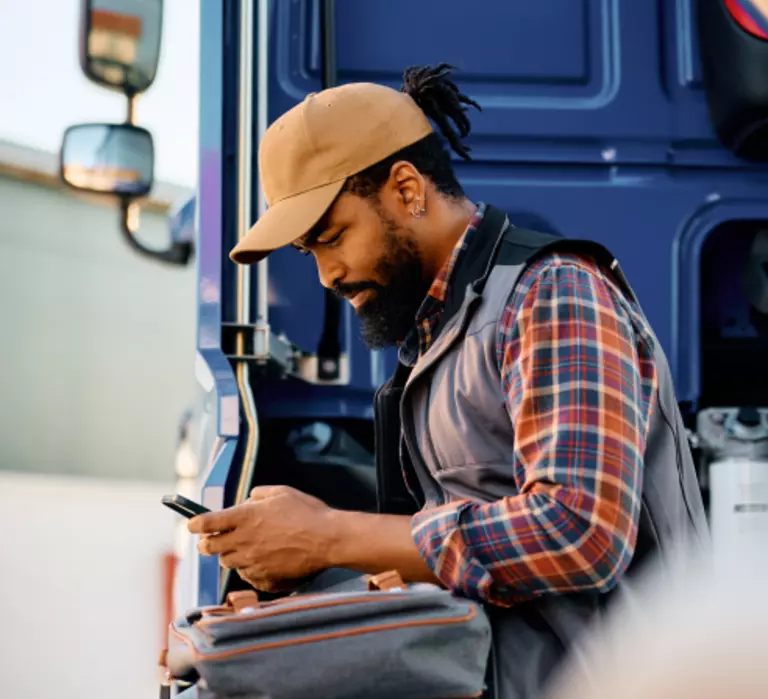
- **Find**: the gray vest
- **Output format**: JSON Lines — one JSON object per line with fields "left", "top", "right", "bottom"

{"left": 373, "top": 206, "right": 710, "bottom": 699}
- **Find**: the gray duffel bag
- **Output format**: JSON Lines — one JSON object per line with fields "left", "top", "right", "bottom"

{"left": 162, "top": 570, "right": 492, "bottom": 699}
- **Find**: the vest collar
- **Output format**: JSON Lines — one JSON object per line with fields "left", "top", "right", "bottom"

{"left": 439, "top": 204, "right": 510, "bottom": 327}
{"left": 400, "top": 206, "right": 511, "bottom": 386}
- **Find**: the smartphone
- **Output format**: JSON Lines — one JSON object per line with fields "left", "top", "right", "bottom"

{"left": 162, "top": 494, "right": 211, "bottom": 519}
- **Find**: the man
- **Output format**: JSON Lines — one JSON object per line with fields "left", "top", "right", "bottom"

{"left": 188, "top": 64, "right": 709, "bottom": 698}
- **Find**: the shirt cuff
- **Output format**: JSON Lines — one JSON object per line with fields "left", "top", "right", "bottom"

{"left": 411, "top": 501, "right": 502, "bottom": 604}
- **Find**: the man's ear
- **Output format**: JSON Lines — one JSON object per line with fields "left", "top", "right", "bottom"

{"left": 385, "top": 161, "right": 426, "bottom": 216}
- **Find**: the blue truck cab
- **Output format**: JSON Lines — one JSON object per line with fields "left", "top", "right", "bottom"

{"left": 61, "top": 0, "right": 768, "bottom": 687}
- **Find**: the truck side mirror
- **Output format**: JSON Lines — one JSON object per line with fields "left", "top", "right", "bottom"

{"left": 80, "top": 0, "right": 163, "bottom": 96}
{"left": 61, "top": 123, "right": 154, "bottom": 196}
{"left": 60, "top": 122, "right": 192, "bottom": 267}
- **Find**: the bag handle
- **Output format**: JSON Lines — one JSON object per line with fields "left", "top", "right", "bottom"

{"left": 226, "top": 589, "right": 261, "bottom": 612}
{"left": 367, "top": 570, "right": 405, "bottom": 591}
{"left": 202, "top": 572, "right": 404, "bottom": 618}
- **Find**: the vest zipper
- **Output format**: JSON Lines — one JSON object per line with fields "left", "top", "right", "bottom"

{"left": 401, "top": 399, "right": 445, "bottom": 507}
{"left": 421, "top": 380, "right": 443, "bottom": 476}
{"left": 373, "top": 380, "right": 396, "bottom": 512}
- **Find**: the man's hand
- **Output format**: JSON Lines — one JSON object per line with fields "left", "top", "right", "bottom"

{"left": 187, "top": 484, "right": 443, "bottom": 591}
{"left": 187, "top": 485, "right": 338, "bottom": 590}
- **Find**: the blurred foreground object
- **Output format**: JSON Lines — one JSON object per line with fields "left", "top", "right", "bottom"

{"left": 546, "top": 543, "right": 768, "bottom": 699}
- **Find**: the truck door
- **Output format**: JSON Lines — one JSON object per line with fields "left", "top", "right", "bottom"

{"left": 195, "top": 0, "right": 768, "bottom": 605}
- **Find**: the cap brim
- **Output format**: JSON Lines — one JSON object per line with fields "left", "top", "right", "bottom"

{"left": 229, "top": 178, "right": 347, "bottom": 264}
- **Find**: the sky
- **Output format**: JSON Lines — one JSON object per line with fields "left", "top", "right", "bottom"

{"left": 0, "top": 0, "right": 200, "bottom": 189}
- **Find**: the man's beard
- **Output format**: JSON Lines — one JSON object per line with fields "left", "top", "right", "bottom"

{"left": 332, "top": 215, "right": 431, "bottom": 349}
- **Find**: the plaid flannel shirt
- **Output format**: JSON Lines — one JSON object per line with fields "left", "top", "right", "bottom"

{"left": 409, "top": 204, "right": 658, "bottom": 607}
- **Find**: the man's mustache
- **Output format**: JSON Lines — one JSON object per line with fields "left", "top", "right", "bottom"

{"left": 331, "top": 280, "right": 384, "bottom": 301}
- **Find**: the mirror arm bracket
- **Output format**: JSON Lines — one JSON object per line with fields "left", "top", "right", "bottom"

{"left": 126, "top": 95, "right": 137, "bottom": 125}
{"left": 114, "top": 95, "right": 193, "bottom": 267}
{"left": 119, "top": 198, "right": 193, "bottom": 266}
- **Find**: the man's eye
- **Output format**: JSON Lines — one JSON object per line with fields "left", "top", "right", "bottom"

{"left": 318, "top": 229, "right": 344, "bottom": 247}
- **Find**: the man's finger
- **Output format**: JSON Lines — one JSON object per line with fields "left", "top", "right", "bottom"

{"left": 198, "top": 530, "right": 238, "bottom": 556}
{"left": 238, "top": 566, "right": 277, "bottom": 591}
{"left": 249, "top": 485, "right": 290, "bottom": 501}
{"left": 219, "top": 550, "right": 253, "bottom": 570}
{"left": 187, "top": 508, "right": 239, "bottom": 535}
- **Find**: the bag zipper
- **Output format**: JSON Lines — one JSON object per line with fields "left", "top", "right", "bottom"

{"left": 172, "top": 604, "right": 478, "bottom": 661}
{"left": 196, "top": 591, "right": 411, "bottom": 626}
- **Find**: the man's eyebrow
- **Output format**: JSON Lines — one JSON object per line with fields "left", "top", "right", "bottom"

{"left": 292, "top": 218, "right": 331, "bottom": 251}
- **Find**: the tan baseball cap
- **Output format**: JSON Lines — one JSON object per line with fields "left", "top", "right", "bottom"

{"left": 229, "top": 82, "right": 434, "bottom": 265}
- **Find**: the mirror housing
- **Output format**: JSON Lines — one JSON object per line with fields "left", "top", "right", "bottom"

{"left": 61, "top": 122, "right": 154, "bottom": 197}
{"left": 79, "top": 0, "right": 163, "bottom": 96}
{"left": 59, "top": 122, "right": 192, "bottom": 267}
{"left": 67, "top": 1, "right": 186, "bottom": 266}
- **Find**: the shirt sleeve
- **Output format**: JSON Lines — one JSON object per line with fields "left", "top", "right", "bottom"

{"left": 410, "top": 257, "right": 658, "bottom": 607}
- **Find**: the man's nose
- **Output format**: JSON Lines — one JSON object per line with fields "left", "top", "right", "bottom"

{"left": 315, "top": 255, "right": 344, "bottom": 290}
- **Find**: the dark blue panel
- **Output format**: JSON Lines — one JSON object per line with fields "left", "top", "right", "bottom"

{"left": 268, "top": 0, "right": 763, "bottom": 167}
{"left": 659, "top": 0, "right": 716, "bottom": 147}
{"left": 269, "top": 0, "right": 768, "bottom": 168}
{"left": 277, "top": 0, "right": 624, "bottom": 146}
{"left": 311, "top": 1, "right": 590, "bottom": 85}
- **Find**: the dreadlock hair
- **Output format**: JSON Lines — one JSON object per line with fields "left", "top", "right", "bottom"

{"left": 344, "top": 63, "right": 482, "bottom": 200}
